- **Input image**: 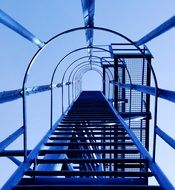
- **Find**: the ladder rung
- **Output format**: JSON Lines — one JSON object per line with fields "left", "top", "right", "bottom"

{"left": 61, "top": 121, "right": 119, "bottom": 124}
{"left": 39, "top": 149, "right": 139, "bottom": 155}
{"left": 36, "top": 158, "right": 147, "bottom": 164}
{"left": 58, "top": 123, "right": 121, "bottom": 126}
{"left": 14, "top": 184, "right": 162, "bottom": 190}
{"left": 45, "top": 142, "right": 135, "bottom": 146}
{"left": 37, "top": 161, "right": 144, "bottom": 168}
{"left": 49, "top": 136, "right": 131, "bottom": 140}
{"left": 25, "top": 170, "right": 153, "bottom": 177}
{"left": 55, "top": 127, "right": 125, "bottom": 131}
{"left": 52, "top": 131, "right": 127, "bottom": 135}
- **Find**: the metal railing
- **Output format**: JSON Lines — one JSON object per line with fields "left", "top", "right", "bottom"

{"left": 0, "top": 16, "right": 175, "bottom": 189}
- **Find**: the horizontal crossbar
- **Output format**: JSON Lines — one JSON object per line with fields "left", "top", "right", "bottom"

{"left": 25, "top": 170, "right": 153, "bottom": 177}
{"left": 36, "top": 158, "right": 146, "bottom": 164}
{"left": 45, "top": 142, "right": 134, "bottom": 146}
{"left": 39, "top": 149, "right": 139, "bottom": 155}
{"left": 49, "top": 136, "right": 131, "bottom": 140}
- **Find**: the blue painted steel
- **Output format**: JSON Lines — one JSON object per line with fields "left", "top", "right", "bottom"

{"left": 1, "top": 104, "right": 73, "bottom": 190}
{"left": 65, "top": 59, "right": 113, "bottom": 105}
{"left": 2, "top": 26, "right": 164, "bottom": 188}
{"left": 156, "top": 126, "right": 175, "bottom": 150}
{"left": 61, "top": 55, "right": 113, "bottom": 89}
{"left": 8, "top": 156, "right": 22, "bottom": 166}
{"left": 116, "top": 82, "right": 175, "bottom": 103}
{"left": 0, "top": 83, "right": 64, "bottom": 104}
{"left": 50, "top": 45, "right": 116, "bottom": 127}
{"left": 37, "top": 128, "right": 74, "bottom": 172}
{"left": 81, "top": 0, "right": 95, "bottom": 27}
{"left": 136, "top": 16, "right": 175, "bottom": 46}
{"left": 0, "top": 89, "right": 22, "bottom": 103}
{"left": 81, "top": 0, "right": 95, "bottom": 47}
{"left": 0, "top": 10, "right": 45, "bottom": 48}
{"left": 71, "top": 64, "right": 103, "bottom": 100}
{"left": 72, "top": 66, "right": 98, "bottom": 99}
{"left": 63, "top": 61, "right": 106, "bottom": 108}
{"left": 0, "top": 126, "right": 24, "bottom": 152}
{"left": 102, "top": 92, "right": 174, "bottom": 190}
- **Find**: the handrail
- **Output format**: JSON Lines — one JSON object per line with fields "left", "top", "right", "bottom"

{"left": 0, "top": 83, "right": 65, "bottom": 104}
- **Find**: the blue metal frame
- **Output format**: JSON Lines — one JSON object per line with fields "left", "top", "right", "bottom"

{"left": 73, "top": 67, "right": 103, "bottom": 98}
{"left": 136, "top": 16, "right": 175, "bottom": 46}
{"left": 103, "top": 92, "right": 174, "bottom": 190}
{"left": 50, "top": 45, "right": 117, "bottom": 128}
{"left": 0, "top": 84, "right": 57, "bottom": 104}
{"left": 81, "top": 0, "right": 95, "bottom": 48}
{"left": 116, "top": 82, "right": 175, "bottom": 103}
{"left": 0, "top": 126, "right": 24, "bottom": 152}
{"left": 2, "top": 25, "right": 174, "bottom": 189}
{"left": 71, "top": 64, "right": 103, "bottom": 100}
{"left": 0, "top": 10, "right": 45, "bottom": 48}
{"left": 1, "top": 103, "right": 74, "bottom": 190}
{"left": 62, "top": 59, "right": 112, "bottom": 106}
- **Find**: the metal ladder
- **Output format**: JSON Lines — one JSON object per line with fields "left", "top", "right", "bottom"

{"left": 14, "top": 91, "right": 162, "bottom": 189}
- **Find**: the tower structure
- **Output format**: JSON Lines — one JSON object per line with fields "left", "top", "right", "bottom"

{"left": 0, "top": 1, "right": 175, "bottom": 190}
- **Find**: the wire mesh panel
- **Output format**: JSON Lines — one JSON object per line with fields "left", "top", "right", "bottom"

{"left": 115, "top": 53, "right": 151, "bottom": 151}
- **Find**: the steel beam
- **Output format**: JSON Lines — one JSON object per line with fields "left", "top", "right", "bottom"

{"left": 0, "top": 83, "right": 69, "bottom": 104}
{"left": 102, "top": 92, "right": 175, "bottom": 190}
{"left": 1, "top": 105, "right": 72, "bottom": 190}
{"left": 116, "top": 82, "right": 175, "bottom": 103}
{"left": 156, "top": 126, "right": 175, "bottom": 150}
{"left": 136, "top": 16, "right": 175, "bottom": 46}
{"left": 0, "top": 10, "right": 45, "bottom": 48}
{"left": 7, "top": 156, "right": 22, "bottom": 166}
{"left": 36, "top": 158, "right": 145, "bottom": 164}
{"left": 81, "top": 0, "right": 95, "bottom": 48}
{"left": 24, "top": 170, "right": 153, "bottom": 177}
{"left": 0, "top": 126, "right": 24, "bottom": 152}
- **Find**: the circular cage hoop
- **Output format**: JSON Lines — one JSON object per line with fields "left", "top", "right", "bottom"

{"left": 61, "top": 55, "right": 114, "bottom": 84}
{"left": 21, "top": 27, "right": 159, "bottom": 158}
{"left": 23, "top": 26, "right": 158, "bottom": 90}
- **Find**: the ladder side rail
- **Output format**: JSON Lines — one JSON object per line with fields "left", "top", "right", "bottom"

{"left": 103, "top": 92, "right": 174, "bottom": 190}
{"left": 1, "top": 103, "right": 72, "bottom": 190}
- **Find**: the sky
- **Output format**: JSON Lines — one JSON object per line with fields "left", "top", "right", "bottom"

{"left": 0, "top": 0, "right": 175, "bottom": 187}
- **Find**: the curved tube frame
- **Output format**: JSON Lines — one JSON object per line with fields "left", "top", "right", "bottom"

{"left": 61, "top": 55, "right": 113, "bottom": 105}
{"left": 73, "top": 66, "right": 103, "bottom": 99}
{"left": 50, "top": 46, "right": 116, "bottom": 126}
{"left": 69, "top": 63, "right": 107, "bottom": 103}
{"left": 71, "top": 64, "right": 103, "bottom": 101}
{"left": 69, "top": 62, "right": 112, "bottom": 104}
{"left": 63, "top": 60, "right": 112, "bottom": 108}
{"left": 22, "top": 26, "right": 158, "bottom": 165}
{"left": 61, "top": 55, "right": 113, "bottom": 85}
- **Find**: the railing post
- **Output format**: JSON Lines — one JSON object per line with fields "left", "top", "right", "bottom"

{"left": 62, "top": 83, "right": 64, "bottom": 114}
{"left": 22, "top": 89, "right": 27, "bottom": 161}
{"left": 114, "top": 57, "right": 118, "bottom": 110}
